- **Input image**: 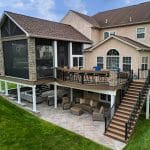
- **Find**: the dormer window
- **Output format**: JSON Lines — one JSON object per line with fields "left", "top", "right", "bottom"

{"left": 137, "top": 27, "right": 145, "bottom": 39}
{"left": 104, "top": 31, "right": 115, "bottom": 39}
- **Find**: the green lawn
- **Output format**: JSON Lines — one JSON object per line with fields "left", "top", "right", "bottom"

{"left": 1, "top": 81, "right": 16, "bottom": 91}
{"left": 0, "top": 96, "right": 110, "bottom": 150}
{"left": 124, "top": 114, "right": 150, "bottom": 150}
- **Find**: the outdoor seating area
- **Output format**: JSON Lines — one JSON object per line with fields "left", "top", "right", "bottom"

{"left": 56, "top": 67, "right": 130, "bottom": 86}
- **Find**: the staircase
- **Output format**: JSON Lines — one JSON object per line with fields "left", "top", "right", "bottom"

{"left": 105, "top": 80, "right": 150, "bottom": 142}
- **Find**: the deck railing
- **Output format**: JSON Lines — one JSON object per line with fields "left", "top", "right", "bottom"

{"left": 56, "top": 67, "right": 130, "bottom": 87}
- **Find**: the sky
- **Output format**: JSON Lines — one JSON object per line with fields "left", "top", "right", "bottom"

{"left": 0, "top": 0, "right": 149, "bottom": 22}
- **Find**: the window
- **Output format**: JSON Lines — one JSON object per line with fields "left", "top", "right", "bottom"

{"left": 106, "top": 49, "right": 119, "bottom": 70}
{"left": 35, "top": 38, "right": 54, "bottom": 79}
{"left": 72, "top": 43, "right": 82, "bottom": 55}
{"left": 100, "top": 94, "right": 111, "bottom": 103}
{"left": 73, "top": 56, "right": 83, "bottom": 68}
{"left": 123, "top": 57, "right": 131, "bottom": 71}
{"left": 137, "top": 27, "right": 145, "bottom": 39}
{"left": 1, "top": 17, "right": 25, "bottom": 37}
{"left": 104, "top": 31, "right": 115, "bottom": 39}
{"left": 141, "top": 57, "right": 148, "bottom": 70}
{"left": 3, "top": 40, "right": 29, "bottom": 79}
{"left": 97, "top": 57, "right": 103, "bottom": 69}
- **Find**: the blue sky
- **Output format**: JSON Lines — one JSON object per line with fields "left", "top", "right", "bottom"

{"left": 0, "top": 0, "right": 149, "bottom": 21}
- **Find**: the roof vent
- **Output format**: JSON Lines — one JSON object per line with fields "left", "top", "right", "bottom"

{"left": 105, "top": 19, "right": 108, "bottom": 24}
{"left": 129, "top": 16, "right": 132, "bottom": 22}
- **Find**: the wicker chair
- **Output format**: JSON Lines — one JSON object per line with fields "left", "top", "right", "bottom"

{"left": 62, "top": 97, "right": 72, "bottom": 110}
{"left": 92, "top": 106, "right": 104, "bottom": 121}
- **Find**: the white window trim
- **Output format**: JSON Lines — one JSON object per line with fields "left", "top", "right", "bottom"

{"left": 96, "top": 56, "right": 104, "bottom": 68}
{"left": 141, "top": 56, "right": 148, "bottom": 70}
{"left": 136, "top": 27, "right": 146, "bottom": 39}
{"left": 103, "top": 31, "right": 116, "bottom": 39}
{"left": 72, "top": 55, "right": 84, "bottom": 68}
{"left": 122, "top": 56, "right": 132, "bottom": 71}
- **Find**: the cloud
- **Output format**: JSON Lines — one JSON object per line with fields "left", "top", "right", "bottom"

{"left": 28, "top": 0, "right": 61, "bottom": 21}
{"left": 64, "top": 0, "right": 87, "bottom": 14}
{"left": 124, "top": 0, "right": 148, "bottom": 4}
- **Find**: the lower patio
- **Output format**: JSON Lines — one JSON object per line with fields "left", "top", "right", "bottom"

{"left": 36, "top": 102, "right": 125, "bottom": 150}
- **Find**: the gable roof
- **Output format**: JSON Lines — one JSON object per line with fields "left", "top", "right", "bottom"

{"left": 2, "top": 11, "right": 92, "bottom": 43}
{"left": 68, "top": 2, "right": 150, "bottom": 29}
{"left": 70, "top": 10, "right": 100, "bottom": 28}
{"left": 93, "top": 2, "right": 150, "bottom": 28}
{"left": 84, "top": 35, "right": 150, "bottom": 52}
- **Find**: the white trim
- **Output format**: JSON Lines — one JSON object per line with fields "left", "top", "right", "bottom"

{"left": 69, "top": 42, "right": 73, "bottom": 68}
{"left": 4, "top": 12, "right": 29, "bottom": 36}
{"left": 72, "top": 55, "right": 84, "bottom": 68}
{"left": 5, "top": 81, "right": 8, "bottom": 96}
{"left": 136, "top": 26, "right": 146, "bottom": 40}
{"left": 103, "top": 31, "right": 116, "bottom": 40}
{"left": 17, "top": 84, "right": 21, "bottom": 104}
{"left": 54, "top": 83, "right": 57, "bottom": 108}
{"left": 32, "top": 85, "right": 36, "bottom": 112}
{"left": 54, "top": 40, "right": 58, "bottom": 78}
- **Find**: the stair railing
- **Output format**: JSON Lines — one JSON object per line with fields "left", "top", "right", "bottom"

{"left": 105, "top": 70, "right": 133, "bottom": 134}
{"left": 125, "top": 70, "right": 150, "bottom": 141}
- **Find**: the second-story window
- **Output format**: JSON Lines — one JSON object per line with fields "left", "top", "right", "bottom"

{"left": 97, "top": 57, "right": 103, "bottom": 69}
{"left": 137, "top": 27, "right": 145, "bottom": 39}
{"left": 104, "top": 31, "right": 115, "bottom": 39}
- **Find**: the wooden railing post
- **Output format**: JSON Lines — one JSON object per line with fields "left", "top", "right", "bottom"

{"left": 138, "top": 68, "right": 140, "bottom": 79}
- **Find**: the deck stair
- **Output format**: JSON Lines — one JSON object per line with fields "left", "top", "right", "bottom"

{"left": 105, "top": 79, "right": 150, "bottom": 142}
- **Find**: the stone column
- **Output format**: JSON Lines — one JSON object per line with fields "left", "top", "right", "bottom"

{"left": 109, "top": 71, "right": 118, "bottom": 86}
{"left": 28, "top": 38, "right": 37, "bottom": 81}
{"left": 0, "top": 38, "right": 5, "bottom": 76}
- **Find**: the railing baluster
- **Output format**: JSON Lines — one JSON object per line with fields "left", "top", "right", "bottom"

{"left": 125, "top": 123, "right": 128, "bottom": 141}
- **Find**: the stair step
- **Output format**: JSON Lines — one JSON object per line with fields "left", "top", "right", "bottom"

{"left": 122, "top": 99, "right": 136, "bottom": 105}
{"left": 107, "top": 128, "right": 125, "bottom": 136}
{"left": 123, "top": 97, "right": 137, "bottom": 101}
{"left": 131, "top": 82, "right": 144, "bottom": 86}
{"left": 127, "top": 91, "right": 139, "bottom": 95}
{"left": 113, "top": 116, "right": 127, "bottom": 122}
{"left": 111, "top": 120, "right": 126, "bottom": 126}
{"left": 115, "top": 112, "right": 130, "bottom": 119}
{"left": 129, "top": 86, "right": 143, "bottom": 89}
{"left": 105, "top": 132, "right": 125, "bottom": 142}
{"left": 109, "top": 123, "right": 125, "bottom": 131}
{"left": 117, "top": 109, "right": 131, "bottom": 115}
{"left": 121, "top": 102, "right": 135, "bottom": 108}
{"left": 119, "top": 106, "right": 133, "bottom": 111}
{"left": 125, "top": 94, "right": 139, "bottom": 98}
{"left": 128, "top": 88, "right": 141, "bottom": 92}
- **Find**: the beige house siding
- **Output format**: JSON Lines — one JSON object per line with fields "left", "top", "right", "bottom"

{"left": 91, "top": 28, "right": 101, "bottom": 44}
{"left": 99, "top": 23, "right": 150, "bottom": 46}
{"left": 61, "top": 11, "right": 92, "bottom": 40}
{"left": 84, "top": 38, "right": 144, "bottom": 75}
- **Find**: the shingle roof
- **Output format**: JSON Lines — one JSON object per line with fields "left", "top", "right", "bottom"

{"left": 70, "top": 2, "right": 150, "bottom": 28}
{"left": 115, "top": 35, "right": 150, "bottom": 49}
{"left": 70, "top": 10, "right": 100, "bottom": 28}
{"left": 84, "top": 35, "right": 150, "bottom": 52}
{"left": 4, "top": 11, "right": 92, "bottom": 43}
{"left": 93, "top": 2, "right": 150, "bottom": 28}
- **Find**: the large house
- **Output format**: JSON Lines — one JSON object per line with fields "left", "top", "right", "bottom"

{"left": 0, "top": 2, "right": 150, "bottom": 142}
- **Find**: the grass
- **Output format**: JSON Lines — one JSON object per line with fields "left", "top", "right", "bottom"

{"left": 0, "top": 96, "right": 110, "bottom": 150}
{"left": 124, "top": 114, "right": 150, "bottom": 150}
{"left": 1, "top": 81, "right": 16, "bottom": 91}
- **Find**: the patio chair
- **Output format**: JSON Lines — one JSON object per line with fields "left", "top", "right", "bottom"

{"left": 62, "top": 97, "right": 72, "bottom": 110}
{"left": 92, "top": 106, "right": 104, "bottom": 121}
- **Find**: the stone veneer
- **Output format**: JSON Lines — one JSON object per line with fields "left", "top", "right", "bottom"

{"left": 0, "top": 38, "right": 4, "bottom": 76}
{"left": 28, "top": 37, "right": 37, "bottom": 81}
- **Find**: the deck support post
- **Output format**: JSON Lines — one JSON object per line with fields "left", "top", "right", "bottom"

{"left": 32, "top": 85, "right": 36, "bottom": 112}
{"left": 69, "top": 42, "right": 73, "bottom": 68}
{"left": 70, "top": 88, "right": 73, "bottom": 102}
{"left": 54, "top": 40, "right": 58, "bottom": 78}
{"left": 5, "top": 81, "right": 8, "bottom": 96}
{"left": 17, "top": 84, "right": 21, "bottom": 104}
{"left": 146, "top": 90, "right": 150, "bottom": 119}
{"left": 54, "top": 83, "right": 57, "bottom": 108}
{"left": 110, "top": 94, "right": 116, "bottom": 118}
